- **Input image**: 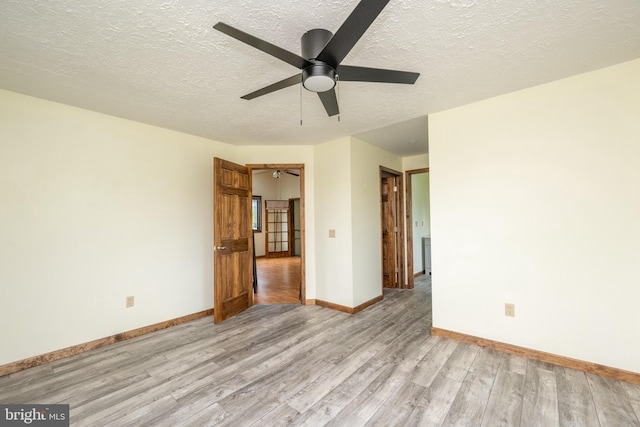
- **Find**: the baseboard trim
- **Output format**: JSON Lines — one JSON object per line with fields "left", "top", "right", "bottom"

{"left": 414, "top": 271, "right": 425, "bottom": 278}
{"left": 314, "top": 299, "right": 352, "bottom": 313}
{"left": 314, "top": 295, "right": 383, "bottom": 315}
{"left": 0, "top": 309, "right": 214, "bottom": 377}
{"left": 431, "top": 327, "right": 640, "bottom": 385}
{"left": 352, "top": 295, "right": 384, "bottom": 314}
{"left": 304, "top": 299, "right": 316, "bottom": 305}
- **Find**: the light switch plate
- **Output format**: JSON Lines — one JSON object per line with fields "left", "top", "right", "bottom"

{"left": 505, "top": 303, "right": 515, "bottom": 317}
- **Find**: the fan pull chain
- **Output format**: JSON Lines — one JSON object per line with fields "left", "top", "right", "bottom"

{"left": 300, "top": 81, "right": 303, "bottom": 126}
{"left": 336, "top": 75, "right": 341, "bottom": 122}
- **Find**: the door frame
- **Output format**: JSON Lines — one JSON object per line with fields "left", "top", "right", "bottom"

{"left": 405, "top": 168, "right": 429, "bottom": 289}
{"left": 380, "top": 166, "right": 406, "bottom": 289}
{"left": 247, "top": 164, "right": 306, "bottom": 303}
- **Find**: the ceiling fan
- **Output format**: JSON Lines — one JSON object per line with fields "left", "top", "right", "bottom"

{"left": 213, "top": 0, "right": 419, "bottom": 117}
{"left": 272, "top": 169, "right": 299, "bottom": 178}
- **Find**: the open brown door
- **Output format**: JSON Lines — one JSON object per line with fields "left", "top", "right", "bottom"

{"left": 214, "top": 158, "right": 253, "bottom": 323}
{"left": 381, "top": 176, "right": 398, "bottom": 288}
{"left": 380, "top": 167, "right": 405, "bottom": 289}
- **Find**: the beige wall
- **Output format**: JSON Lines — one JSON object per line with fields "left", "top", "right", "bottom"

{"left": 313, "top": 137, "right": 353, "bottom": 306}
{"left": 350, "top": 137, "right": 403, "bottom": 306}
{"left": 429, "top": 59, "right": 640, "bottom": 372}
{"left": 403, "top": 154, "right": 428, "bottom": 171}
{"left": 0, "top": 89, "right": 236, "bottom": 365}
{"left": 313, "top": 137, "right": 404, "bottom": 307}
{"left": 0, "top": 87, "right": 405, "bottom": 365}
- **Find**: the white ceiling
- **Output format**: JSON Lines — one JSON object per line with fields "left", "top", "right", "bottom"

{"left": 354, "top": 115, "right": 428, "bottom": 157}
{"left": 1, "top": 1, "right": 639, "bottom": 156}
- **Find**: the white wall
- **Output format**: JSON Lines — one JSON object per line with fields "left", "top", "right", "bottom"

{"left": 313, "top": 137, "right": 403, "bottom": 307}
{"left": 313, "top": 138, "right": 353, "bottom": 306}
{"left": 0, "top": 87, "right": 420, "bottom": 366}
{"left": 250, "top": 172, "right": 270, "bottom": 257}
{"left": 350, "top": 138, "right": 402, "bottom": 305}
{"left": 403, "top": 154, "right": 429, "bottom": 171}
{"left": 279, "top": 172, "right": 301, "bottom": 200}
{"left": 0, "top": 89, "right": 236, "bottom": 365}
{"left": 429, "top": 59, "right": 640, "bottom": 373}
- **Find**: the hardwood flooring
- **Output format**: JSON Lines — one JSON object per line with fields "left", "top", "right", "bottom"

{"left": 2, "top": 275, "right": 639, "bottom": 426}
{"left": 254, "top": 256, "right": 301, "bottom": 304}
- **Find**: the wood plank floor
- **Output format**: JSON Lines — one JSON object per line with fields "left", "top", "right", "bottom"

{"left": 2, "top": 275, "right": 639, "bottom": 426}
{"left": 254, "top": 257, "right": 301, "bottom": 304}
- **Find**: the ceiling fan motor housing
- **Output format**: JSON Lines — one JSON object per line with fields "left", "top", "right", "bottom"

{"left": 301, "top": 29, "right": 336, "bottom": 92}
{"left": 301, "top": 29, "right": 333, "bottom": 60}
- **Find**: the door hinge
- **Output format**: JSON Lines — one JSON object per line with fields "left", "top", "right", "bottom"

{"left": 393, "top": 186, "right": 398, "bottom": 192}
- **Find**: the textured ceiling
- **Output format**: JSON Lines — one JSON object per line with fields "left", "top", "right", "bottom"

{"left": 1, "top": 0, "right": 639, "bottom": 156}
{"left": 355, "top": 115, "right": 428, "bottom": 157}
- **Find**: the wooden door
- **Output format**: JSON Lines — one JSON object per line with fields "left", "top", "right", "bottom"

{"left": 380, "top": 168, "right": 405, "bottom": 289}
{"left": 289, "top": 198, "right": 301, "bottom": 257}
{"left": 381, "top": 176, "right": 398, "bottom": 288}
{"left": 214, "top": 158, "right": 253, "bottom": 323}
{"left": 265, "top": 200, "right": 289, "bottom": 258}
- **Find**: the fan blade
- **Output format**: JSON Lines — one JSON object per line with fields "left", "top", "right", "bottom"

{"left": 284, "top": 170, "right": 300, "bottom": 177}
{"left": 241, "top": 74, "right": 302, "bottom": 100}
{"left": 337, "top": 65, "right": 419, "bottom": 84}
{"left": 214, "top": 22, "right": 313, "bottom": 70}
{"left": 317, "top": 89, "right": 339, "bottom": 117}
{"left": 316, "top": 0, "right": 390, "bottom": 67}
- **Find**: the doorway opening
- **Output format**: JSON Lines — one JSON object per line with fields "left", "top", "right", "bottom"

{"left": 405, "top": 168, "right": 430, "bottom": 288}
{"left": 380, "top": 166, "right": 405, "bottom": 289}
{"left": 248, "top": 164, "right": 305, "bottom": 304}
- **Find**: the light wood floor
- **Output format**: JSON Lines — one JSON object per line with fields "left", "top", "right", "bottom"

{"left": 254, "top": 256, "right": 301, "bottom": 304}
{"left": 2, "top": 276, "right": 639, "bottom": 426}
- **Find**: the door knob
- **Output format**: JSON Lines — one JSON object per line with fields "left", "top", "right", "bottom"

{"left": 215, "top": 246, "right": 227, "bottom": 251}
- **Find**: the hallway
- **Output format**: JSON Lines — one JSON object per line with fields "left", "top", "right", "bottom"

{"left": 254, "top": 257, "right": 301, "bottom": 304}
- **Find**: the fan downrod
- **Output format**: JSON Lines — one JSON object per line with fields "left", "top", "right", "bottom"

{"left": 301, "top": 29, "right": 336, "bottom": 93}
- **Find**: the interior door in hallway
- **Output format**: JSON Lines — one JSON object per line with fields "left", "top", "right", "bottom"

{"left": 380, "top": 168, "right": 404, "bottom": 288}
{"left": 213, "top": 157, "right": 253, "bottom": 323}
{"left": 265, "top": 200, "right": 290, "bottom": 258}
{"left": 289, "top": 198, "right": 301, "bottom": 257}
